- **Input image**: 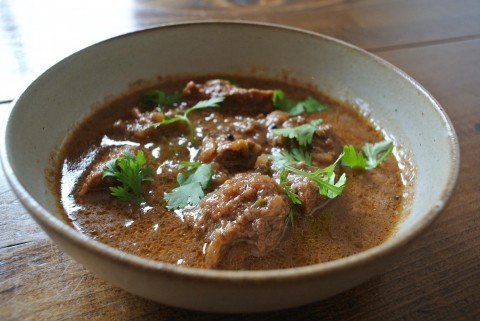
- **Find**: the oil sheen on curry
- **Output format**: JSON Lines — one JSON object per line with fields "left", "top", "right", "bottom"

{"left": 53, "top": 76, "right": 406, "bottom": 270}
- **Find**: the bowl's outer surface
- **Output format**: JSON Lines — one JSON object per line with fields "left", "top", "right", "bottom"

{"left": 1, "top": 21, "right": 459, "bottom": 313}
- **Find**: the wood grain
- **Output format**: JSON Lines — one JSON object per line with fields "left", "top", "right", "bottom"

{"left": 1, "top": 0, "right": 480, "bottom": 320}
{"left": 1, "top": 0, "right": 480, "bottom": 101}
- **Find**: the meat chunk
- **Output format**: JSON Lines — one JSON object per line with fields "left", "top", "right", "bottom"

{"left": 112, "top": 107, "right": 188, "bottom": 141}
{"left": 263, "top": 110, "right": 290, "bottom": 129}
{"left": 286, "top": 170, "right": 330, "bottom": 215}
{"left": 310, "top": 123, "right": 343, "bottom": 167}
{"left": 268, "top": 121, "right": 342, "bottom": 214}
{"left": 197, "top": 113, "right": 267, "bottom": 172}
{"left": 183, "top": 79, "right": 274, "bottom": 114}
{"left": 183, "top": 173, "right": 291, "bottom": 268}
{"left": 268, "top": 114, "right": 343, "bottom": 168}
{"left": 215, "top": 139, "right": 263, "bottom": 171}
{"left": 266, "top": 115, "right": 308, "bottom": 148}
{"left": 199, "top": 136, "right": 262, "bottom": 172}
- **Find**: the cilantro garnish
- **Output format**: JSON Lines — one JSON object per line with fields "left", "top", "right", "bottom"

{"left": 270, "top": 119, "right": 346, "bottom": 206}
{"left": 139, "top": 89, "right": 183, "bottom": 108}
{"left": 271, "top": 119, "right": 322, "bottom": 147}
{"left": 164, "top": 161, "right": 213, "bottom": 210}
{"left": 363, "top": 140, "right": 394, "bottom": 169}
{"left": 274, "top": 151, "right": 346, "bottom": 223}
{"left": 271, "top": 147, "right": 312, "bottom": 169}
{"left": 279, "top": 168, "right": 301, "bottom": 226}
{"left": 102, "top": 150, "right": 154, "bottom": 203}
{"left": 342, "top": 140, "right": 393, "bottom": 170}
{"left": 272, "top": 89, "right": 329, "bottom": 115}
{"left": 279, "top": 167, "right": 302, "bottom": 205}
{"left": 152, "top": 97, "right": 224, "bottom": 141}
{"left": 341, "top": 145, "right": 367, "bottom": 169}
{"left": 284, "top": 157, "right": 346, "bottom": 200}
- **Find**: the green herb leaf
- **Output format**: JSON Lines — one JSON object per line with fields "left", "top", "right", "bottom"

{"left": 139, "top": 90, "right": 183, "bottom": 108}
{"left": 363, "top": 140, "right": 394, "bottom": 169}
{"left": 271, "top": 119, "right": 322, "bottom": 147}
{"left": 272, "top": 89, "right": 328, "bottom": 115}
{"left": 152, "top": 96, "right": 224, "bottom": 141}
{"left": 184, "top": 97, "right": 224, "bottom": 115}
{"left": 279, "top": 167, "right": 302, "bottom": 205}
{"left": 284, "top": 154, "right": 346, "bottom": 199}
{"left": 279, "top": 168, "right": 301, "bottom": 227}
{"left": 164, "top": 163, "right": 213, "bottom": 209}
{"left": 303, "top": 96, "right": 329, "bottom": 112}
{"left": 102, "top": 150, "right": 153, "bottom": 203}
{"left": 341, "top": 140, "right": 393, "bottom": 170}
{"left": 321, "top": 164, "right": 347, "bottom": 198}
{"left": 271, "top": 147, "right": 312, "bottom": 169}
{"left": 176, "top": 161, "right": 202, "bottom": 185}
{"left": 341, "top": 145, "right": 367, "bottom": 169}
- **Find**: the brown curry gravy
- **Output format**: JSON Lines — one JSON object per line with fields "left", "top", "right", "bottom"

{"left": 52, "top": 76, "right": 406, "bottom": 270}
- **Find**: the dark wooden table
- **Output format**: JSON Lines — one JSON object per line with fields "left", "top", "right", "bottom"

{"left": 1, "top": 0, "right": 480, "bottom": 320}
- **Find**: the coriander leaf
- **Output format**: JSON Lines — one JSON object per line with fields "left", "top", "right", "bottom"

{"left": 139, "top": 90, "right": 183, "bottom": 108}
{"left": 341, "top": 145, "right": 367, "bottom": 169}
{"left": 323, "top": 172, "right": 347, "bottom": 199}
{"left": 284, "top": 158, "right": 346, "bottom": 199}
{"left": 274, "top": 148, "right": 345, "bottom": 221}
{"left": 109, "top": 186, "right": 140, "bottom": 202}
{"left": 101, "top": 150, "right": 153, "bottom": 203}
{"left": 272, "top": 89, "right": 329, "bottom": 115}
{"left": 272, "top": 89, "right": 303, "bottom": 116}
{"left": 177, "top": 161, "right": 202, "bottom": 185}
{"left": 279, "top": 168, "right": 301, "bottom": 227}
{"left": 363, "top": 140, "right": 394, "bottom": 169}
{"left": 271, "top": 119, "right": 322, "bottom": 147}
{"left": 179, "top": 160, "right": 203, "bottom": 168}
{"left": 164, "top": 182, "right": 205, "bottom": 210}
{"left": 184, "top": 96, "right": 224, "bottom": 115}
{"left": 272, "top": 89, "right": 286, "bottom": 106}
{"left": 303, "top": 96, "right": 329, "bottom": 113}
{"left": 152, "top": 96, "right": 224, "bottom": 141}
{"left": 271, "top": 147, "right": 312, "bottom": 169}
{"left": 178, "top": 163, "right": 212, "bottom": 189}
{"left": 164, "top": 163, "right": 213, "bottom": 209}
{"left": 279, "top": 167, "right": 301, "bottom": 205}
{"left": 341, "top": 140, "right": 393, "bottom": 170}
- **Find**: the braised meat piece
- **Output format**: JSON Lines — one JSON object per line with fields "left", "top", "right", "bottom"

{"left": 266, "top": 112, "right": 343, "bottom": 168}
{"left": 215, "top": 139, "right": 262, "bottom": 170}
{"left": 284, "top": 123, "right": 343, "bottom": 213}
{"left": 263, "top": 110, "right": 290, "bottom": 129}
{"left": 310, "top": 123, "right": 343, "bottom": 167}
{"left": 183, "top": 173, "right": 291, "bottom": 268}
{"left": 286, "top": 169, "right": 330, "bottom": 215}
{"left": 199, "top": 136, "right": 262, "bottom": 172}
{"left": 183, "top": 79, "right": 275, "bottom": 114}
{"left": 267, "top": 118, "right": 343, "bottom": 214}
{"left": 112, "top": 108, "right": 187, "bottom": 141}
{"left": 198, "top": 112, "right": 268, "bottom": 172}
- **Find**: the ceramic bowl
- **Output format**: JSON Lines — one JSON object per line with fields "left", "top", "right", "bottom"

{"left": 1, "top": 21, "right": 459, "bottom": 313}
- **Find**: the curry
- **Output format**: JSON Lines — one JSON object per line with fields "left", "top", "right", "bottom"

{"left": 52, "top": 76, "right": 406, "bottom": 270}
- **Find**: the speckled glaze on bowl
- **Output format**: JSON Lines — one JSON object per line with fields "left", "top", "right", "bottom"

{"left": 1, "top": 21, "right": 459, "bottom": 313}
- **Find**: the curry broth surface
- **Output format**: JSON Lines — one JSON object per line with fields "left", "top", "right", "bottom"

{"left": 53, "top": 76, "right": 404, "bottom": 270}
